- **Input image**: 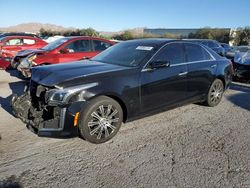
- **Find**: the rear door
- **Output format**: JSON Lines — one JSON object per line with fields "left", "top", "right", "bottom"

{"left": 140, "top": 42, "right": 188, "bottom": 112}
{"left": 20, "top": 38, "right": 37, "bottom": 50}
{"left": 184, "top": 43, "right": 217, "bottom": 98}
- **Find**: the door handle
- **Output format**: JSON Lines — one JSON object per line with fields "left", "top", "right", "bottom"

{"left": 211, "top": 64, "right": 217, "bottom": 68}
{"left": 178, "top": 71, "right": 188, "bottom": 76}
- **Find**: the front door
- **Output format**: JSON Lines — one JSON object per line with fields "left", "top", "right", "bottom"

{"left": 58, "top": 39, "right": 96, "bottom": 63}
{"left": 140, "top": 42, "right": 188, "bottom": 113}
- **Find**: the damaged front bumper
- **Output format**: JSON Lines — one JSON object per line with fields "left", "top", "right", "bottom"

{"left": 11, "top": 92, "right": 81, "bottom": 138}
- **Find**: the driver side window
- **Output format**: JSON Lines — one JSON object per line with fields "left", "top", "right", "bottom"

{"left": 64, "top": 40, "right": 91, "bottom": 53}
{"left": 153, "top": 43, "right": 185, "bottom": 65}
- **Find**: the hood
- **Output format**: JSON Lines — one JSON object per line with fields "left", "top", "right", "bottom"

{"left": 16, "top": 49, "right": 46, "bottom": 57}
{"left": 31, "top": 60, "right": 132, "bottom": 87}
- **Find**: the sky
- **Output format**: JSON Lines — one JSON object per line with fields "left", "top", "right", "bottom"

{"left": 0, "top": 0, "right": 249, "bottom": 31}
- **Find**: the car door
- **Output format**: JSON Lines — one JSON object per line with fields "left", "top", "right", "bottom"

{"left": 2, "top": 38, "right": 23, "bottom": 57}
{"left": 140, "top": 42, "right": 188, "bottom": 113}
{"left": 58, "top": 39, "right": 94, "bottom": 63}
{"left": 184, "top": 43, "right": 217, "bottom": 98}
{"left": 19, "top": 38, "right": 37, "bottom": 50}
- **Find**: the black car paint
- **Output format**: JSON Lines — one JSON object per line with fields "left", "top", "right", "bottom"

{"left": 12, "top": 39, "right": 233, "bottom": 137}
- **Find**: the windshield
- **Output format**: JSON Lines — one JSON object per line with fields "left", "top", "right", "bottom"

{"left": 41, "top": 38, "right": 69, "bottom": 51}
{"left": 91, "top": 42, "right": 156, "bottom": 67}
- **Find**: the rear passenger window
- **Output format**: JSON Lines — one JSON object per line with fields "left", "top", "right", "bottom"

{"left": 23, "top": 39, "right": 35, "bottom": 45}
{"left": 185, "top": 43, "right": 213, "bottom": 62}
{"left": 153, "top": 43, "right": 185, "bottom": 65}
{"left": 93, "top": 40, "right": 112, "bottom": 51}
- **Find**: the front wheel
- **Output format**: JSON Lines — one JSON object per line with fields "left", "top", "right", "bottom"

{"left": 205, "top": 79, "right": 224, "bottom": 107}
{"left": 78, "top": 96, "right": 123, "bottom": 144}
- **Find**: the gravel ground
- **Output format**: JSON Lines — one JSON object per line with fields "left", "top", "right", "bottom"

{"left": 0, "top": 70, "right": 250, "bottom": 188}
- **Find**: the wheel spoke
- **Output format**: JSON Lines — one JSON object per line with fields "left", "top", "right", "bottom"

{"left": 104, "top": 126, "right": 110, "bottom": 138}
{"left": 108, "top": 109, "right": 118, "bottom": 119}
{"left": 99, "top": 105, "right": 105, "bottom": 117}
{"left": 106, "top": 104, "right": 112, "bottom": 116}
{"left": 110, "top": 118, "right": 119, "bottom": 123}
{"left": 97, "top": 127, "right": 103, "bottom": 139}
{"left": 90, "top": 125, "right": 101, "bottom": 135}
{"left": 106, "top": 123, "right": 116, "bottom": 131}
{"left": 211, "top": 97, "right": 215, "bottom": 102}
{"left": 88, "top": 121, "right": 99, "bottom": 127}
{"left": 91, "top": 111, "right": 102, "bottom": 120}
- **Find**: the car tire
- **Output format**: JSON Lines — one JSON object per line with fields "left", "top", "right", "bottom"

{"left": 205, "top": 79, "right": 224, "bottom": 107}
{"left": 78, "top": 96, "right": 123, "bottom": 144}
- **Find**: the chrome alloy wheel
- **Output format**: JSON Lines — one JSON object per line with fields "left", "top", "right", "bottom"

{"left": 88, "top": 105, "right": 119, "bottom": 140}
{"left": 210, "top": 81, "right": 223, "bottom": 104}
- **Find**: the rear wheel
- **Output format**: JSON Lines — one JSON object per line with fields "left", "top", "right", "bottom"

{"left": 205, "top": 79, "right": 224, "bottom": 107}
{"left": 78, "top": 96, "right": 123, "bottom": 144}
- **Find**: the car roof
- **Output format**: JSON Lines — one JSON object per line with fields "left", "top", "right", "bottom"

{"left": 121, "top": 38, "right": 182, "bottom": 47}
{"left": 60, "top": 36, "right": 115, "bottom": 43}
{"left": 2, "top": 35, "right": 43, "bottom": 40}
{"left": 183, "top": 39, "right": 217, "bottom": 42}
{"left": 0, "top": 32, "right": 40, "bottom": 38}
{"left": 62, "top": 36, "right": 109, "bottom": 40}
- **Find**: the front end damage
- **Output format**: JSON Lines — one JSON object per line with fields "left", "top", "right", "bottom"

{"left": 11, "top": 81, "right": 80, "bottom": 137}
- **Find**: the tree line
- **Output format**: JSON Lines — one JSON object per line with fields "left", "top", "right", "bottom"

{"left": 40, "top": 27, "right": 250, "bottom": 46}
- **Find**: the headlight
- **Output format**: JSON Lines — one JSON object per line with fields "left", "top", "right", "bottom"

{"left": 28, "top": 54, "right": 37, "bottom": 63}
{"left": 19, "top": 54, "right": 37, "bottom": 68}
{"left": 47, "top": 83, "right": 98, "bottom": 105}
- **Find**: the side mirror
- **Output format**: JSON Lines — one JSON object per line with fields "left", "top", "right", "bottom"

{"left": 150, "top": 60, "right": 170, "bottom": 69}
{"left": 59, "top": 48, "right": 70, "bottom": 54}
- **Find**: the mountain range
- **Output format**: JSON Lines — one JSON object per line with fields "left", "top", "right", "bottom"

{"left": 0, "top": 22, "right": 145, "bottom": 36}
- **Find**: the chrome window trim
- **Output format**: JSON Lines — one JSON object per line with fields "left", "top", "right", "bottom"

{"left": 141, "top": 41, "right": 216, "bottom": 72}
{"left": 170, "top": 59, "right": 216, "bottom": 67}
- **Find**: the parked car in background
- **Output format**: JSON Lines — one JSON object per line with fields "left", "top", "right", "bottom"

{"left": 12, "top": 39, "right": 233, "bottom": 144}
{"left": 221, "top": 43, "right": 232, "bottom": 53}
{"left": 43, "top": 35, "right": 64, "bottom": 43}
{"left": 0, "top": 32, "right": 41, "bottom": 39}
{"left": 11, "top": 36, "right": 115, "bottom": 77}
{"left": 220, "top": 43, "right": 237, "bottom": 60}
{"left": 185, "top": 39, "right": 226, "bottom": 56}
{"left": 233, "top": 46, "right": 250, "bottom": 81}
{"left": 0, "top": 36, "right": 47, "bottom": 69}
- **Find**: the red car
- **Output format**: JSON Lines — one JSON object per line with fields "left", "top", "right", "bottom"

{"left": 0, "top": 36, "right": 47, "bottom": 69}
{"left": 11, "top": 36, "right": 115, "bottom": 77}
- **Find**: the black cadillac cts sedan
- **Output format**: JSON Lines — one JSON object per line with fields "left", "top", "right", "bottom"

{"left": 12, "top": 39, "right": 233, "bottom": 144}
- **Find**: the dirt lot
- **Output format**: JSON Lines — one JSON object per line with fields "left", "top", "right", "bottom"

{"left": 0, "top": 70, "right": 250, "bottom": 188}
